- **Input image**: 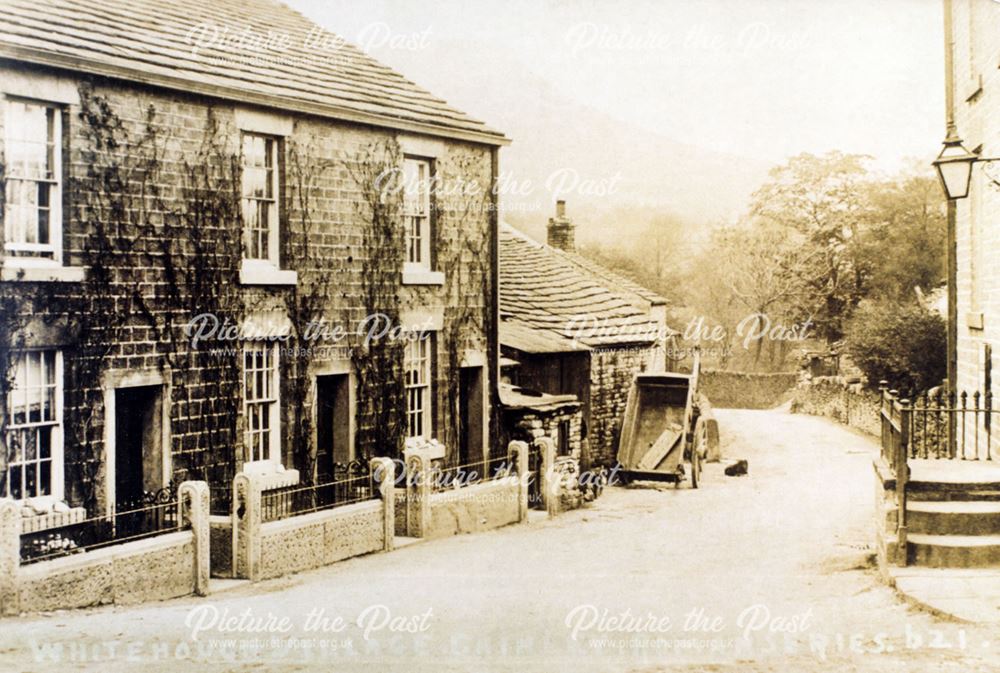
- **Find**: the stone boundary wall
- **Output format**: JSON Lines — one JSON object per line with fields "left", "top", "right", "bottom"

{"left": 259, "top": 500, "right": 387, "bottom": 581}
{"left": 231, "top": 458, "right": 395, "bottom": 582}
{"left": 698, "top": 370, "right": 799, "bottom": 409}
{"left": 426, "top": 478, "right": 522, "bottom": 539}
{"left": 401, "top": 442, "right": 531, "bottom": 539}
{"left": 1, "top": 481, "right": 209, "bottom": 615}
{"left": 791, "top": 377, "right": 881, "bottom": 437}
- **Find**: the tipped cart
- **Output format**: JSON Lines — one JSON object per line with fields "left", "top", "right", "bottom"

{"left": 616, "top": 359, "right": 706, "bottom": 488}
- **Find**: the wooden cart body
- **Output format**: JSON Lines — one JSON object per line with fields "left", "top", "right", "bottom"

{"left": 616, "top": 362, "right": 702, "bottom": 486}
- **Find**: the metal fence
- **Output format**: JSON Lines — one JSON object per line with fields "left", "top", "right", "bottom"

{"left": 429, "top": 456, "right": 515, "bottom": 492}
{"left": 261, "top": 460, "right": 377, "bottom": 523}
{"left": 20, "top": 486, "right": 183, "bottom": 565}
{"left": 881, "top": 383, "right": 999, "bottom": 462}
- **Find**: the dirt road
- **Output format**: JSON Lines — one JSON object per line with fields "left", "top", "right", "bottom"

{"left": 1, "top": 409, "right": 996, "bottom": 672}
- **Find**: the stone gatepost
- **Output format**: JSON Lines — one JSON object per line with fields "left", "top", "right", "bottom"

{"left": 534, "top": 436, "right": 560, "bottom": 517}
{"left": 0, "top": 499, "right": 20, "bottom": 616}
{"left": 371, "top": 457, "right": 395, "bottom": 552}
{"left": 403, "top": 447, "right": 431, "bottom": 537}
{"left": 507, "top": 441, "right": 530, "bottom": 523}
{"left": 232, "top": 473, "right": 262, "bottom": 581}
{"left": 179, "top": 481, "right": 210, "bottom": 596}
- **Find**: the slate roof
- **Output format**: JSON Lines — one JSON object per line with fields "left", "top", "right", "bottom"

{"left": 0, "top": 0, "right": 507, "bottom": 145}
{"left": 500, "top": 224, "right": 670, "bottom": 350}
{"left": 498, "top": 383, "right": 580, "bottom": 412}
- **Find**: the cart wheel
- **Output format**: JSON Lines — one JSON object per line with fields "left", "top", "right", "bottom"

{"left": 691, "top": 446, "right": 701, "bottom": 489}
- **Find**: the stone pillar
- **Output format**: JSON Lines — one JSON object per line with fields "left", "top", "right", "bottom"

{"left": 232, "top": 473, "right": 262, "bottom": 581}
{"left": 507, "top": 441, "right": 530, "bottom": 523}
{"left": 0, "top": 499, "right": 20, "bottom": 616}
{"left": 534, "top": 436, "right": 560, "bottom": 517}
{"left": 403, "top": 447, "right": 431, "bottom": 538}
{"left": 179, "top": 481, "right": 210, "bottom": 596}
{"left": 371, "top": 457, "right": 395, "bottom": 552}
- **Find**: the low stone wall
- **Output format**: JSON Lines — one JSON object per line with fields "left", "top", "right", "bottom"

{"left": 426, "top": 478, "right": 522, "bottom": 539}
{"left": 16, "top": 530, "right": 197, "bottom": 613}
{"left": 1, "top": 481, "right": 209, "bottom": 616}
{"left": 699, "top": 369, "right": 799, "bottom": 409}
{"left": 791, "top": 377, "right": 881, "bottom": 437}
{"left": 231, "top": 459, "right": 395, "bottom": 582}
{"left": 259, "top": 500, "right": 386, "bottom": 581}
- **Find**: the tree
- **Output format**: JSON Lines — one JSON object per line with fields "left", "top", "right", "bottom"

{"left": 856, "top": 166, "right": 946, "bottom": 301}
{"left": 843, "top": 299, "right": 947, "bottom": 395}
{"left": 750, "top": 152, "right": 874, "bottom": 342}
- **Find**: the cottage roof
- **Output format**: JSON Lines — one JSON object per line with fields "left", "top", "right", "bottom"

{"left": 499, "top": 223, "right": 671, "bottom": 349}
{"left": 498, "top": 383, "right": 580, "bottom": 412}
{"left": 0, "top": 0, "right": 507, "bottom": 146}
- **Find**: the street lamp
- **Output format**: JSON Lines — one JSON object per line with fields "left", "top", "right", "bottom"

{"left": 932, "top": 131, "right": 977, "bottom": 200}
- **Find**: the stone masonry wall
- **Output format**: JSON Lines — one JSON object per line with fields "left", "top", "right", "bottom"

{"left": 698, "top": 369, "right": 799, "bottom": 409}
{"left": 588, "top": 346, "right": 654, "bottom": 467}
{"left": 791, "top": 377, "right": 881, "bottom": 438}
{"left": 501, "top": 406, "right": 583, "bottom": 461}
{"left": 0, "top": 66, "right": 496, "bottom": 511}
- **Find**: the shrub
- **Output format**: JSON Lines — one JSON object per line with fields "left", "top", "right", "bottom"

{"left": 842, "top": 300, "right": 946, "bottom": 395}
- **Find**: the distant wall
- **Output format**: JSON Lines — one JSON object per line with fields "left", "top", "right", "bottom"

{"left": 699, "top": 369, "right": 799, "bottom": 409}
{"left": 791, "top": 377, "right": 881, "bottom": 437}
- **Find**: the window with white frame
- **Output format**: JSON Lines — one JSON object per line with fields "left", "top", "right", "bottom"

{"left": 403, "top": 157, "right": 432, "bottom": 270}
{"left": 243, "top": 342, "right": 279, "bottom": 462}
{"left": 3, "top": 99, "right": 62, "bottom": 262}
{"left": 404, "top": 335, "right": 432, "bottom": 439}
{"left": 241, "top": 133, "right": 278, "bottom": 264}
{"left": 4, "top": 350, "right": 62, "bottom": 500}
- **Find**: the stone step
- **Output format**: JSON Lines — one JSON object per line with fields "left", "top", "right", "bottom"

{"left": 906, "top": 501, "right": 1000, "bottom": 535}
{"left": 906, "top": 480, "right": 1000, "bottom": 501}
{"left": 906, "top": 534, "right": 1000, "bottom": 568}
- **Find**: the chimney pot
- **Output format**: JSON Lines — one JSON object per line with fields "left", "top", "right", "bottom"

{"left": 547, "top": 200, "right": 575, "bottom": 252}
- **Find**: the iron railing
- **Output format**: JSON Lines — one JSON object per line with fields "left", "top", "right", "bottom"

{"left": 20, "top": 485, "right": 183, "bottom": 565}
{"left": 261, "top": 460, "right": 377, "bottom": 523}
{"left": 428, "top": 456, "right": 515, "bottom": 492}
{"left": 881, "top": 382, "right": 999, "bottom": 462}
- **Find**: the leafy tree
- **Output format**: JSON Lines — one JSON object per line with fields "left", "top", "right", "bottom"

{"left": 750, "top": 151, "right": 874, "bottom": 342}
{"left": 843, "top": 299, "right": 946, "bottom": 395}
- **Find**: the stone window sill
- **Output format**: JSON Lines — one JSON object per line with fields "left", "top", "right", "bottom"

{"left": 239, "top": 260, "right": 298, "bottom": 286}
{"left": 402, "top": 268, "right": 445, "bottom": 286}
{"left": 1, "top": 264, "right": 86, "bottom": 282}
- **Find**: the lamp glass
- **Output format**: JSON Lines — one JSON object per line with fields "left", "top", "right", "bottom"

{"left": 935, "top": 158, "right": 973, "bottom": 200}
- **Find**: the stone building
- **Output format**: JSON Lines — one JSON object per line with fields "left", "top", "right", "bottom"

{"left": 939, "top": 0, "right": 1000, "bottom": 458}
{"left": 499, "top": 203, "right": 675, "bottom": 468}
{"left": 0, "top": 0, "right": 506, "bottom": 520}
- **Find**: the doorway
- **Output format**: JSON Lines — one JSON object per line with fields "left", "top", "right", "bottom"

{"left": 316, "top": 374, "right": 351, "bottom": 483}
{"left": 458, "top": 366, "right": 484, "bottom": 468}
{"left": 114, "top": 385, "right": 164, "bottom": 510}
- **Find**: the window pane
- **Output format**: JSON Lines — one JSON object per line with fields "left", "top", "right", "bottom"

{"left": 37, "top": 182, "right": 50, "bottom": 245}
{"left": 7, "top": 102, "right": 49, "bottom": 179}
{"left": 40, "top": 460, "right": 51, "bottom": 496}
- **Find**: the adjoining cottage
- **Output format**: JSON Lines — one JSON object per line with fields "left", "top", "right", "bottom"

{"left": 499, "top": 202, "right": 677, "bottom": 469}
{"left": 0, "top": 0, "right": 506, "bottom": 532}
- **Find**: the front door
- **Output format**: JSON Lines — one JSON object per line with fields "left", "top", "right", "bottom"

{"left": 114, "top": 385, "right": 163, "bottom": 510}
{"left": 316, "top": 374, "right": 350, "bottom": 483}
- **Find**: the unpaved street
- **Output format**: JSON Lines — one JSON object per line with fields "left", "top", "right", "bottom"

{"left": 1, "top": 409, "right": 996, "bottom": 672}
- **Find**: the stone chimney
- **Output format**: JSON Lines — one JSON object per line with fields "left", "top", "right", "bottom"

{"left": 547, "top": 200, "right": 575, "bottom": 251}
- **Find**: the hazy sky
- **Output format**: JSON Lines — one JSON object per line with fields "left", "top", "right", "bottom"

{"left": 288, "top": 0, "right": 946, "bottom": 170}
